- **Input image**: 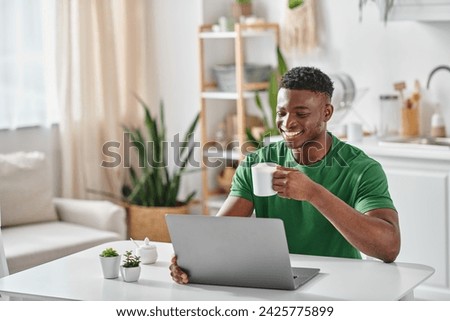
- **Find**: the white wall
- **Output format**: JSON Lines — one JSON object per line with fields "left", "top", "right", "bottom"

{"left": 313, "top": 0, "right": 450, "bottom": 135}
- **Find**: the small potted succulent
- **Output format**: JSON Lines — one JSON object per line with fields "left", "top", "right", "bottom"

{"left": 99, "top": 247, "right": 121, "bottom": 279}
{"left": 120, "top": 250, "right": 141, "bottom": 282}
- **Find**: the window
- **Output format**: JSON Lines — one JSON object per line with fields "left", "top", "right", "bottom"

{"left": 0, "top": 0, "right": 57, "bottom": 130}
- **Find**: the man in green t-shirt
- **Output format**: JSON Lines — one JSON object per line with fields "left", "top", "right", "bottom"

{"left": 170, "top": 66, "right": 400, "bottom": 284}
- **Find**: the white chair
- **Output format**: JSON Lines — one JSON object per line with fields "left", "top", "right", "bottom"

{"left": 0, "top": 211, "right": 9, "bottom": 278}
{"left": 0, "top": 152, "right": 127, "bottom": 274}
{"left": 0, "top": 210, "right": 10, "bottom": 301}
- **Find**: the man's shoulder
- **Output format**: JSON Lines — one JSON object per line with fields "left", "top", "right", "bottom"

{"left": 330, "top": 134, "right": 380, "bottom": 168}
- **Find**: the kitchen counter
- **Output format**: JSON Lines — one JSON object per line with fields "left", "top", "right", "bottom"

{"left": 348, "top": 135, "right": 450, "bottom": 300}
{"left": 350, "top": 136, "right": 450, "bottom": 162}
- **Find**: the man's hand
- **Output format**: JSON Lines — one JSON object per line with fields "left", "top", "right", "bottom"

{"left": 169, "top": 255, "right": 189, "bottom": 284}
{"left": 272, "top": 166, "right": 316, "bottom": 201}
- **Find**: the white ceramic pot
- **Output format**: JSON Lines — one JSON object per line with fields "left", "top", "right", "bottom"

{"left": 99, "top": 255, "right": 121, "bottom": 279}
{"left": 120, "top": 266, "right": 141, "bottom": 282}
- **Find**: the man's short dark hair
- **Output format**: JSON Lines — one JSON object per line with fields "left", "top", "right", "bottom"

{"left": 280, "top": 66, "right": 334, "bottom": 99}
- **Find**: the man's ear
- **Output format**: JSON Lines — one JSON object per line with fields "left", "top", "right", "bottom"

{"left": 324, "top": 104, "right": 334, "bottom": 122}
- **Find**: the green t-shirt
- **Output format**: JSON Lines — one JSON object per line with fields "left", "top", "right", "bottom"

{"left": 230, "top": 133, "right": 396, "bottom": 259}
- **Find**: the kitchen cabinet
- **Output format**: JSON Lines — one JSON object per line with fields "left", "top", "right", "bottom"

{"left": 386, "top": 0, "right": 450, "bottom": 21}
{"left": 198, "top": 23, "right": 279, "bottom": 214}
{"left": 358, "top": 141, "right": 450, "bottom": 300}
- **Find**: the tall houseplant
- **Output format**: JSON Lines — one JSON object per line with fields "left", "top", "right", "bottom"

{"left": 123, "top": 96, "right": 199, "bottom": 242}
{"left": 246, "top": 47, "right": 288, "bottom": 149}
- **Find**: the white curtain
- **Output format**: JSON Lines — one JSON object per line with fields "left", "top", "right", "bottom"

{"left": 53, "top": 0, "right": 151, "bottom": 199}
{"left": 0, "top": 0, "right": 58, "bottom": 130}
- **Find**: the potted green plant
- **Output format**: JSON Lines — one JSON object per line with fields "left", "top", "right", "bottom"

{"left": 246, "top": 47, "right": 288, "bottom": 149}
{"left": 122, "top": 96, "right": 200, "bottom": 243}
{"left": 232, "top": 0, "right": 253, "bottom": 19}
{"left": 120, "top": 250, "right": 141, "bottom": 282}
{"left": 99, "top": 247, "right": 120, "bottom": 279}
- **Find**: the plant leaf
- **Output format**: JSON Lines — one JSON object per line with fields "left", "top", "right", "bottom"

{"left": 288, "top": 0, "right": 304, "bottom": 10}
{"left": 254, "top": 91, "right": 269, "bottom": 129}
{"left": 268, "top": 72, "right": 279, "bottom": 128}
{"left": 276, "top": 46, "right": 288, "bottom": 76}
{"left": 123, "top": 96, "right": 199, "bottom": 207}
{"left": 182, "top": 191, "right": 196, "bottom": 205}
{"left": 245, "top": 127, "right": 262, "bottom": 149}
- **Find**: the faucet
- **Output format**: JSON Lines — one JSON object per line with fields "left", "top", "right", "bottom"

{"left": 427, "top": 65, "right": 450, "bottom": 89}
{"left": 426, "top": 65, "right": 450, "bottom": 138}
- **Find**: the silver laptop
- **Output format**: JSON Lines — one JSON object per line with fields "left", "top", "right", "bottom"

{"left": 165, "top": 214, "right": 320, "bottom": 290}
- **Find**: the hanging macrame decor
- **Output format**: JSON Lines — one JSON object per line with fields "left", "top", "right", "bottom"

{"left": 281, "top": 0, "right": 319, "bottom": 54}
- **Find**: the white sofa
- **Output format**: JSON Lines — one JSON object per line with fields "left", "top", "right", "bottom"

{"left": 0, "top": 151, "right": 127, "bottom": 274}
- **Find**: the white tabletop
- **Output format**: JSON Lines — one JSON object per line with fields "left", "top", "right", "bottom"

{"left": 0, "top": 240, "right": 434, "bottom": 301}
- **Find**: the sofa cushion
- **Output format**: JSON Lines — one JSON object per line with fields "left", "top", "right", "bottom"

{"left": 2, "top": 221, "right": 122, "bottom": 274}
{"left": 0, "top": 151, "right": 58, "bottom": 227}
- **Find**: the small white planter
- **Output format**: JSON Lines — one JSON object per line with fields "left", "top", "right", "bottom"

{"left": 120, "top": 266, "right": 141, "bottom": 282}
{"left": 99, "top": 256, "right": 121, "bottom": 279}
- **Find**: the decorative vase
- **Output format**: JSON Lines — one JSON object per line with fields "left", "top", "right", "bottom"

{"left": 120, "top": 266, "right": 141, "bottom": 282}
{"left": 99, "top": 255, "right": 121, "bottom": 279}
{"left": 126, "top": 204, "right": 189, "bottom": 242}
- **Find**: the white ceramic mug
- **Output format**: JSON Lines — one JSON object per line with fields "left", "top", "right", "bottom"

{"left": 251, "top": 162, "right": 277, "bottom": 197}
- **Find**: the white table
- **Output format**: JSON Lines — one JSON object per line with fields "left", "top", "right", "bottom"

{"left": 0, "top": 240, "right": 434, "bottom": 301}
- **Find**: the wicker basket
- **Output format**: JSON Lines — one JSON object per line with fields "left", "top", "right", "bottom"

{"left": 126, "top": 204, "right": 189, "bottom": 243}
{"left": 212, "top": 64, "right": 272, "bottom": 92}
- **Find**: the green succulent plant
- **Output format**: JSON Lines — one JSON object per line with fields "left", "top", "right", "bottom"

{"left": 122, "top": 250, "right": 141, "bottom": 268}
{"left": 100, "top": 248, "right": 119, "bottom": 257}
{"left": 122, "top": 96, "right": 199, "bottom": 207}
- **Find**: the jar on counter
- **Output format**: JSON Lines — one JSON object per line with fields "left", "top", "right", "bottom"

{"left": 379, "top": 94, "right": 401, "bottom": 137}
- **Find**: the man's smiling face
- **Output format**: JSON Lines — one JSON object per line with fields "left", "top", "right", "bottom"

{"left": 276, "top": 88, "right": 333, "bottom": 150}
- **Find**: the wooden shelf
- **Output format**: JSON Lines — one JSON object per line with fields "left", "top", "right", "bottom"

{"left": 199, "top": 23, "right": 279, "bottom": 39}
{"left": 201, "top": 90, "right": 259, "bottom": 100}
{"left": 198, "top": 22, "right": 279, "bottom": 214}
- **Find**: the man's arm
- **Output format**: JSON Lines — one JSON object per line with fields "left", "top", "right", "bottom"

{"left": 273, "top": 167, "right": 400, "bottom": 263}
{"left": 216, "top": 195, "right": 254, "bottom": 217}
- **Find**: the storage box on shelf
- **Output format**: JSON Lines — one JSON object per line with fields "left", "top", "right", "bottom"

{"left": 198, "top": 22, "right": 279, "bottom": 214}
